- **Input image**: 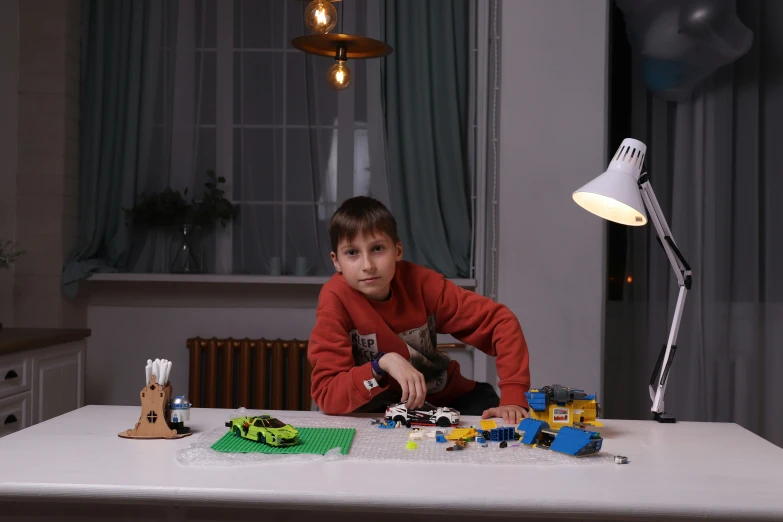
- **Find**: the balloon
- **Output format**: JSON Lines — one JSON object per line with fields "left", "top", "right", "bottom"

{"left": 616, "top": 0, "right": 753, "bottom": 101}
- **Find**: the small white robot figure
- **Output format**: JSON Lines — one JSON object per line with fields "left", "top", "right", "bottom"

{"left": 170, "top": 395, "right": 192, "bottom": 434}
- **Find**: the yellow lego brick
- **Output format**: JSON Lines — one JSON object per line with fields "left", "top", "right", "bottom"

{"left": 480, "top": 420, "right": 497, "bottom": 430}
{"left": 445, "top": 428, "right": 478, "bottom": 440}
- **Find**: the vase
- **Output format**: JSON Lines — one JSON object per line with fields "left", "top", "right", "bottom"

{"left": 169, "top": 224, "right": 202, "bottom": 274}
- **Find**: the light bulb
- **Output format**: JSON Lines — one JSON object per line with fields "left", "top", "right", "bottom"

{"left": 305, "top": 0, "right": 337, "bottom": 34}
{"left": 327, "top": 60, "right": 352, "bottom": 90}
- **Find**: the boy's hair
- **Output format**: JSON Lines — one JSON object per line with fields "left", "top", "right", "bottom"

{"left": 328, "top": 196, "right": 400, "bottom": 252}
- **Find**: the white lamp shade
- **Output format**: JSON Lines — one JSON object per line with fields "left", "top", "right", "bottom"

{"left": 572, "top": 138, "right": 648, "bottom": 226}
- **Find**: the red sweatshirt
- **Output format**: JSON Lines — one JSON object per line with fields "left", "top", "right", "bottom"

{"left": 308, "top": 261, "right": 531, "bottom": 415}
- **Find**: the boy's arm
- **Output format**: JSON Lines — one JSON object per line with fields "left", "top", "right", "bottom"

{"left": 434, "top": 278, "right": 530, "bottom": 408}
{"left": 308, "top": 306, "right": 390, "bottom": 415}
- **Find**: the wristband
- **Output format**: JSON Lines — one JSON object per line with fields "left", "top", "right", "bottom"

{"left": 371, "top": 352, "right": 387, "bottom": 377}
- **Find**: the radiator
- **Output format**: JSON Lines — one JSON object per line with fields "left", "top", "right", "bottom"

{"left": 186, "top": 337, "right": 312, "bottom": 411}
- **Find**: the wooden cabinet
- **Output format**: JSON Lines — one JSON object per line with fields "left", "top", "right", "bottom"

{"left": 0, "top": 341, "right": 85, "bottom": 437}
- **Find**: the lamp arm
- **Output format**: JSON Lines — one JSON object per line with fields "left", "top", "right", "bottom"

{"left": 637, "top": 174, "right": 693, "bottom": 421}
{"left": 638, "top": 174, "right": 692, "bottom": 289}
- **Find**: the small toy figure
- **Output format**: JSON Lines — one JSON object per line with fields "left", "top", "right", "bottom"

{"left": 384, "top": 401, "right": 460, "bottom": 428}
{"left": 169, "top": 395, "right": 192, "bottom": 435}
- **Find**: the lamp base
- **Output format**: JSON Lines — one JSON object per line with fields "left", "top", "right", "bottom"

{"left": 654, "top": 411, "right": 676, "bottom": 423}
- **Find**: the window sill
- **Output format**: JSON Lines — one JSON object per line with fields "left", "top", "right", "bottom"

{"left": 87, "top": 273, "right": 477, "bottom": 288}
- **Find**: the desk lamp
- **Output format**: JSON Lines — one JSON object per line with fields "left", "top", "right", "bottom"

{"left": 572, "top": 138, "right": 692, "bottom": 423}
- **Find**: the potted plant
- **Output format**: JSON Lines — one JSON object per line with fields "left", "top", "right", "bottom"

{"left": 0, "top": 240, "right": 25, "bottom": 330}
{"left": 125, "top": 171, "right": 238, "bottom": 273}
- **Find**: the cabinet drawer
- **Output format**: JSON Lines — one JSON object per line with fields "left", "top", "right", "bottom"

{"left": 0, "top": 391, "right": 32, "bottom": 438}
{"left": 0, "top": 353, "right": 31, "bottom": 400}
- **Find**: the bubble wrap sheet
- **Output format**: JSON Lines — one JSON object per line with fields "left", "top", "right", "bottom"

{"left": 177, "top": 408, "right": 617, "bottom": 467}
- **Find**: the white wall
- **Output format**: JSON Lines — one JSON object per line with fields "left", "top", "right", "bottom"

{"left": 497, "top": 0, "right": 609, "bottom": 396}
{"left": 0, "top": 0, "right": 19, "bottom": 326}
{"left": 15, "top": 0, "right": 84, "bottom": 328}
{"left": 0, "top": 0, "right": 84, "bottom": 329}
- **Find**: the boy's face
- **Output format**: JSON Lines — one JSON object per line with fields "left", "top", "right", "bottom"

{"left": 331, "top": 231, "right": 403, "bottom": 301}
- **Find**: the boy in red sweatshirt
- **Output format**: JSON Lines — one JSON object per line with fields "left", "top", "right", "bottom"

{"left": 308, "top": 196, "right": 531, "bottom": 424}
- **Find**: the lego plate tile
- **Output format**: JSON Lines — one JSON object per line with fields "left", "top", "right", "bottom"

{"left": 177, "top": 408, "right": 618, "bottom": 467}
{"left": 211, "top": 427, "right": 355, "bottom": 455}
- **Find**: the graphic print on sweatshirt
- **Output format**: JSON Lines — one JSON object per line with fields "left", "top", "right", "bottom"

{"left": 398, "top": 315, "right": 451, "bottom": 394}
{"left": 350, "top": 315, "right": 451, "bottom": 394}
{"left": 350, "top": 330, "right": 379, "bottom": 364}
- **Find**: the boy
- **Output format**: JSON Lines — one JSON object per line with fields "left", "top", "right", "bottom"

{"left": 308, "top": 196, "right": 530, "bottom": 424}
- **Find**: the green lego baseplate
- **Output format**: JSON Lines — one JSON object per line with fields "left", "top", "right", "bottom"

{"left": 211, "top": 427, "right": 356, "bottom": 455}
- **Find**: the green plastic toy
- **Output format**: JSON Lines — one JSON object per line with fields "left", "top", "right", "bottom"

{"left": 224, "top": 414, "right": 300, "bottom": 447}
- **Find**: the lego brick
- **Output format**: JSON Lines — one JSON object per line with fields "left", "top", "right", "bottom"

{"left": 480, "top": 420, "right": 497, "bottom": 430}
{"left": 518, "top": 418, "right": 547, "bottom": 445}
{"left": 212, "top": 427, "right": 356, "bottom": 455}
{"left": 549, "top": 426, "right": 603, "bottom": 456}
{"left": 489, "top": 426, "right": 516, "bottom": 441}
{"left": 445, "top": 428, "right": 477, "bottom": 440}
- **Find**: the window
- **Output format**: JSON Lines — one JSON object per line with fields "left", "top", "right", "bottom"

{"left": 142, "top": 0, "right": 378, "bottom": 277}
{"left": 266, "top": 418, "right": 286, "bottom": 428}
{"left": 138, "top": 0, "right": 486, "bottom": 287}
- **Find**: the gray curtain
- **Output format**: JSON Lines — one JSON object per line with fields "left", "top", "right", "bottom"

{"left": 604, "top": 0, "right": 783, "bottom": 447}
{"left": 62, "top": 0, "right": 160, "bottom": 297}
{"left": 382, "top": 0, "right": 471, "bottom": 278}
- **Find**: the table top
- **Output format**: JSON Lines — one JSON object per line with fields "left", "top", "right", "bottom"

{"left": 2, "top": 405, "right": 782, "bottom": 520}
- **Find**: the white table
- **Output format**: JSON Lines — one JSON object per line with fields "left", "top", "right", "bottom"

{"left": 0, "top": 405, "right": 782, "bottom": 522}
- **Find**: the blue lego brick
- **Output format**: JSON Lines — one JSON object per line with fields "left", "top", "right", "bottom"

{"left": 549, "top": 426, "right": 603, "bottom": 456}
{"left": 489, "top": 427, "right": 515, "bottom": 441}
{"left": 476, "top": 436, "right": 486, "bottom": 444}
{"left": 518, "top": 418, "right": 548, "bottom": 445}
{"left": 584, "top": 394, "right": 596, "bottom": 400}
{"left": 524, "top": 391, "right": 549, "bottom": 412}
{"left": 435, "top": 433, "right": 447, "bottom": 443}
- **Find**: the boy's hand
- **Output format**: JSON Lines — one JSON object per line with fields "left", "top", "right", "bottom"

{"left": 481, "top": 405, "right": 529, "bottom": 425}
{"left": 377, "top": 352, "right": 427, "bottom": 409}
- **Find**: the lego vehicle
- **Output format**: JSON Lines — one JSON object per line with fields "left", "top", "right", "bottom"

{"left": 518, "top": 418, "right": 603, "bottom": 457}
{"left": 225, "top": 414, "right": 300, "bottom": 447}
{"left": 385, "top": 401, "right": 460, "bottom": 427}
{"left": 525, "top": 384, "right": 603, "bottom": 432}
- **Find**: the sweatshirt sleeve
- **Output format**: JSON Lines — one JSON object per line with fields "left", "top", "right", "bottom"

{"left": 434, "top": 278, "right": 531, "bottom": 408}
{"left": 308, "top": 291, "right": 389, "bottom": 414}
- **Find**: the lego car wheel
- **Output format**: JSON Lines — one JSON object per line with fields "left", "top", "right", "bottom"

{"left": 436, "top": 417, "right": 451, "bottom": 427}
{"left": 393, "top": 415, "right": 409, "bottom": 427}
